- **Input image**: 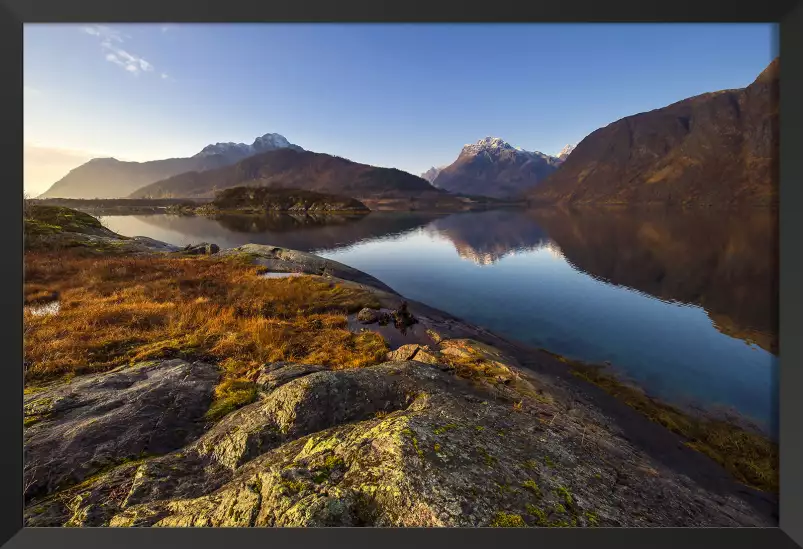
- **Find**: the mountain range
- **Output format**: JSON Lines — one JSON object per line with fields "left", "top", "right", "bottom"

{"left": 129, "top": 148, "right": 442, "bottom": 200}
{"left": 35, "top": 58, "right": 778, "bottom": 207}
{"left": 529, "top": 58, "right": 779, "bottom": 207}
{"left": 428, "top": 137, "right": 563, "bottom": 199}
{"left": 37, "top": 133, "right": 302, "bottom": 199}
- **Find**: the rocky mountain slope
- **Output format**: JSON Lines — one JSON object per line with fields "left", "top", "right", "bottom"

{"left": 38, "top": 133, "right": 301, "bottom": 199}
{"left": 529, "top": 58, "right": 779, "bottom": 207}
{"left": 130, "top": 148, "right": 444, "bottom": 201}
{"left": 432, "top": 137, "right": 561, "bottom": 199}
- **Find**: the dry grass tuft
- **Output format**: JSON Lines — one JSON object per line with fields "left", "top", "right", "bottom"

{"left": 24, "top": 250, "right": 388, "bottom": 414}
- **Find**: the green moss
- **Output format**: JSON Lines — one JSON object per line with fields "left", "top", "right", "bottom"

{"left": 204, "top": 380, "right": 258, "bottom": 422}
{"left": 129, "top": 337, "right": 203, "bottom": 363}
{"left": 497, "top": 483, "right": 514, "bottom": 494}
{"left": 311, "top": 454, "right": 345, "bottom": 483}
{"left": 490, "top": 512, "right": 526, "bottom": 527}
{"left": 555, "top": 485, "right": 573, "bottom": 506}
{"left": 543, "top": 456, "right": 556, "bottom": 468}
{"left": 433, "top": 443, "right": 442, "bottom": 452}
{"left": 433, "top": 423, "right": 458, "bottom": 435}
{"left": 524, "top": 459, "right": 539, "bottom": 470}
{"left": 554, "top": 503, "right": 566, "bottom": 514}
{"left": 24, "top": 415, "right": 43, "bottom": 428}
{"left": 401, "top": 428, "right": 424, "bottom": 458}
{"left": 279, "top": 477, "right": 305, "bottom": 495}
{"left": 25, "top": 205, "right": 104, "bottom": 234}
{"left": 250, "top": 476, "right": 264, "bottom": 494}
{"left": 475, "top": 425, "right": 485, "bottom": 432}
{"left": 526, "top": 504, "right": 549, "bottom": 526}
{"left": 551, "top": 517, "right": 576, "bottom": 527}
{"left": 584, "top": 510, "right": 599, "bottom": 527}
{"left": 521, "top": 479, "right": 541, "bottom": 498}
{"left": 66, "top": 452, "right": 155, "bottom": 493}
{"left": 478, "top": 447, "right": 496, "bottom": 466}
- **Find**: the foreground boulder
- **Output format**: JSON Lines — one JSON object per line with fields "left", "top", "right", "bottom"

{"left": 24, "top": 360, "right": 219, "bottom": 503}
{"left": 25, "top": 360, "right": 771, "bottom": 527}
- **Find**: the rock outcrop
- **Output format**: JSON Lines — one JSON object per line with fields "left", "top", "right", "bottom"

{"left": 24, "top": 360, "right": 220, "bottom": 502}
{"left": 24, "top": 359, "right": 772, "bottom": 527}
{"left": 218, "top": 244, "right": 399, "bottom": 295}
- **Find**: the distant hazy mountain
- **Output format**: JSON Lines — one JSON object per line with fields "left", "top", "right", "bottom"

{"left": 130, "top": 148, "right": 443, "bottom": 200}
{"left": 38, "top": 133, "right": 301, "bottom": 199}
{"left": 421, "top": 166, "right": 443, "bottom": 184}
{"left": 529, "top": 58, "right": 779, "bottom": 207}
{"left": 431, "top": 137, "right": 561, "bottom": 199}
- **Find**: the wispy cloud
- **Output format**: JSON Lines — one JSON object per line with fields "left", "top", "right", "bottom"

{"left": 160, "top": 25, "right": 173, "bottom": 33}
{"left": 81, "top": 25, "right": 127, "bottom": 43}
{"left": 23, "top": 85, "right": 42, "bottom": 96}
{"left": 81, "top": 25, "right": 160, "bottom": 77}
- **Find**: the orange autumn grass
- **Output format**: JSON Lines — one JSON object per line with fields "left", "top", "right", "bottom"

{"left": 24, "top": 250, "right": 388, "bottom": 418}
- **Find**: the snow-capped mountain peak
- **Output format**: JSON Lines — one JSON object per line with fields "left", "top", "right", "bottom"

{"left": 461, "top": 137, "right": 516, "bottom": 156}
{"left": 194, "top": 132, "right": 295, "bottom": 159}
{"left": 252, "top": 133, "right": 291, "bottom": 152}
{"left": 557, "top": 143, "right": 577, "bottom": 160}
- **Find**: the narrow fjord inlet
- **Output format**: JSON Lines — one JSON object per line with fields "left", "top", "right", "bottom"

{"left": 23, "top": 23, "right": 779, "bottom": 528}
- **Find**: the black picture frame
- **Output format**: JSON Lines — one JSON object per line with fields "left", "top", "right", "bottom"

{"left": 3, "top": 1, "right": 801, "bottom": 548}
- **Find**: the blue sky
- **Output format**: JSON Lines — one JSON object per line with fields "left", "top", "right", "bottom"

{"left": 23, "top": 23, "right": 776, "bottom": 195}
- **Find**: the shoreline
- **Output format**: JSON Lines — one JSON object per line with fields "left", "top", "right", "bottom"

{"left": 22, "top": 205, "right": 778, "bottom": 527}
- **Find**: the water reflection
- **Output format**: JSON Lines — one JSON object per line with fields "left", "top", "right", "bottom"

{"left": 529, "top": 208, "right": 778, "bottom": 355}
{"left": 100, "top": 208, "right": 778, "bottom": 429}
{"left": 108, "top": 211, "right": 443, "bottom": 252}
{"left": 424, "top": 208, "right": 778, "bottom": 355}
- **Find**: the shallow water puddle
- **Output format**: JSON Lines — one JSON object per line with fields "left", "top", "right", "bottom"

{"left": 259, "top": 272, "right": 305, "bottom": 279}
{"left": 25, "top": 301, "right": 61, "bottom": 317}
{"left": 347, "top": 311, "right": 438, "bottom": 350}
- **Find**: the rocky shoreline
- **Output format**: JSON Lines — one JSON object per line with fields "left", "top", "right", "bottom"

{"left": 23, "top": 206, "right": 778, "bottom": 527}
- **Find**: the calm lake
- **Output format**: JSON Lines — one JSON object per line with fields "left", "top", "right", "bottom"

{"left": 100, "top": 208, "right": 779, "bottom": 434}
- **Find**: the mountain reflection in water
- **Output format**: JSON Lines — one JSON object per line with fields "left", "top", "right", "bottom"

{"left": 101, "top": 208, "right": 778, "bottom": 430}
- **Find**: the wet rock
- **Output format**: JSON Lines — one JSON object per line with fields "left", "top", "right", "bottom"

{"left": 182, "top": 242, "right": 220, "bottom": 255}
{"left": 392, "top": 301, "right": 418, "bottom": 333}
{"left": 356, "top": 308, "right": 381, "bottom": 324}
{"left": 23, "top": 359, "right": 219, "bottom": 503}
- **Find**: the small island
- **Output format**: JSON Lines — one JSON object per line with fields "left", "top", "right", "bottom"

{"left": 166, "top": 187, "right": 371, "bottom": 216}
